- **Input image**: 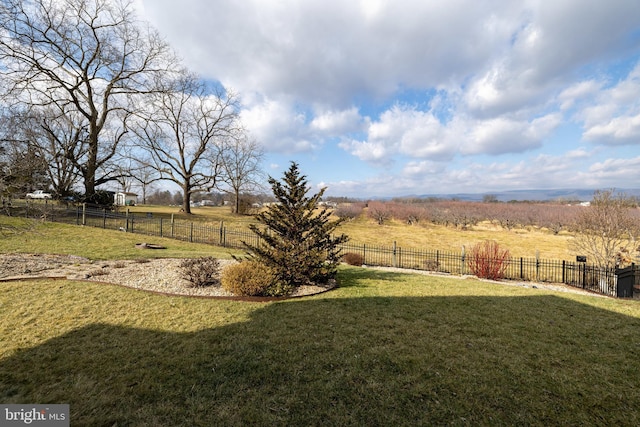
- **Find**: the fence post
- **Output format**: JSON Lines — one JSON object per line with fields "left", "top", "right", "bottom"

{"left": 535, "top": 250, "right": 540, "bottom": 282}
{"left": 220, "top": 221, "right": 224, "bottom": 245}
{"left": 222, "top": 226, "right": 226, "bottom": 247}
{"left": 562, "top": 260, "right": 566, "bottom": 284}
{"left": 102, "top": 208, "right": 106, "bottom": 228}
{"left": 190, "top": 222, "right": 193, "bottom": 242}
{"left": 171, "top": 214, "right": 175, "bottom": 238}
{"left": 461, "top": 245, "right": 465, "bottom": 274}
{"left": 520, "top": 257, "right": 524, "bottom": 279}
{"left": 392, "top": 241, "right": 397, "bottom": 268}
{"left": 159, "top": 217, "right": 163, "bottom": 237}
{"left": 82, "top": 203, "right": 86, "bottom": 226}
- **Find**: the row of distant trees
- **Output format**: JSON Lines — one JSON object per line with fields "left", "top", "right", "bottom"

{"left": 144, "top": 190, "right": 274, "bottom": 212}
{"left": 0, "top": 0, "right": 263, "bottom": 214}
{"left": 336, "top": 199, "right": 584, "bottom": 232}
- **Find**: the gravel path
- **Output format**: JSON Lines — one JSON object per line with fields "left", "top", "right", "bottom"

{"left": 0, "top": 253, "right": 332, "bottom": 298}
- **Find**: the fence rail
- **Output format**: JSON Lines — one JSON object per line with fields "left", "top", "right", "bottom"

{"left": 2, "top": 201, "right": 634, "bottom": 297}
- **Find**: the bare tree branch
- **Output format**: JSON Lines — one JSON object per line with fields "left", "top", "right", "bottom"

{"left": 0, "top": 0, "right": 178, "bottom": 198}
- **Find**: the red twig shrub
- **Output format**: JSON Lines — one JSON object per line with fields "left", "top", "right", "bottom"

{"left": 466, "top": 240, "right": 511, "bottom": 280}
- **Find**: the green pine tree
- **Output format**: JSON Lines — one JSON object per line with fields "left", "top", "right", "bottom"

{"left": 242, "top": 162, "right": 349, "bottom": 295}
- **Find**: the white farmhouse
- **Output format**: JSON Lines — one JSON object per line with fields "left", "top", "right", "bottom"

{"left": 114, "top": 192, "right": 138, "bottom": 206}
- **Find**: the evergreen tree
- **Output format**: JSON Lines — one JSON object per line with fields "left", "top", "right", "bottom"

{"left": 243, "top": 162, "right": 348, "bottom": 295}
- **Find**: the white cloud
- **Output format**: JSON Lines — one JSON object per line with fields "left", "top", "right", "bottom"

{"left": 339, "top": 103, "right": 560, "bottom": 163}
{"left": 240, "top": 97, "right": 315, "bottom": 153}
{"left": 338, "top": 138, "right": 393, "bottom": 165}
{"left": 140, "top": 0, "right": 527, "bottom": 106}
{"left": 557, "top": 80, "right": 602, "bottom": 110}
{"left": 576, "top": 64, "right": 640, "bottom": 145}
{"left": 463, "top": 114, "right": 560, "bottom": 155}
{"left": 309, "top": 107, "right": 365, "bottom": 135}
{"left": 583, "top": 113, "right": 640, "bottom": 143}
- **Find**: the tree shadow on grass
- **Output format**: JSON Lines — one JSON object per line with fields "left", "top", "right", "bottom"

{"left": 2, "top": 294, "right": 640, "bottom": 426}
{"left": 337, "top": 265, "right": 411, "bottom": 287}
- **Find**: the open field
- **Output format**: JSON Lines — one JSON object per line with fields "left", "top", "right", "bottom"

{"left": 122, "top": 204, "right": 575, "bottom": 260}
{"left": 0, "top": 216, "right": 241, "bottom": 260}
{"left": 2, "top": 218, "right": 640, "bottom": 425}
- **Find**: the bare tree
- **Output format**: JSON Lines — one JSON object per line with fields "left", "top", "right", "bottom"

{"left": 219, "top": 135, "right": 264, "bottom": 214}
{"left": 0, "top": 110, "right": 51, "bottom": 196}
{"left": 367, "top": 201, "right": 392, "bottom": 225}
{"left": 12, "top": 107, "right": 84, "bottom": 199}
{"left": 133, "top": 74, "right": 241, "bottom": 213}
{"left": 128, "top": 162, "right": 162, "bottom": 205}
{"left": 0, "top": 0, "right": 176, "bottom": 199}
{"left": 571, "top": 189, "right": 640, "bottom": 269}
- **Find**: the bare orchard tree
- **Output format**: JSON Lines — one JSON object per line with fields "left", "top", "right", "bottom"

{"left": 0, "top": 0, "right": 177, "bottom": 199}
{"left": 571, "top": 189, "right": 640, "bottom": 269}
{"left": 219, "top": 135, "right": 264, "bottom": 214}
{"left": 133, "top": 75, "right": 241, "bottom": 214}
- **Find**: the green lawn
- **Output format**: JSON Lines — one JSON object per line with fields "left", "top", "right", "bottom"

{"left": 0, "top": 216, "right": 240, "bottom": 260}
{"left": 2, "top": 218, "right": 640, "bottom": 425}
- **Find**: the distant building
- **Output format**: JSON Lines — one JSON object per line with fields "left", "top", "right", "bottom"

{"left": 114, "top": 192, "right": 138, "bottom": 206}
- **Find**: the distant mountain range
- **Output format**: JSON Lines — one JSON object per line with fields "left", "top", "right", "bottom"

{"left": 405, "top": 188, "right": 640, "bottom": 202}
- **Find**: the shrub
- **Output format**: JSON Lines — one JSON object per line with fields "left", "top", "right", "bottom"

{"left": 423, "top": 259, "right": 440, "bottom": 271}
{"left": 342, "top": 252, "right": 364, "bottom": 266}
{"left": 179, "top": 257, "right": 221, "bottom": 288}
{"left": 221, "top": 261, "right": 282, "bottom": 296}
{"left": 87, "top": 268, "right": 109, "bottom": 277}
{"left": 467, "top": 240, "right": 511, "bottom": 280}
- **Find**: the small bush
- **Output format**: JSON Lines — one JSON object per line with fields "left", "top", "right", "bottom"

{"left": 179, "top": 257, "right": 221, "bottom": 288}
{"left": 87, "top": 268, "right": 109, "bottom": 277}
{"left": 342, "top": 252, "right": 364, "bottom": 266}
{"left": 221, "top": 261, "right": 279, "bottom": 296}
{"left": 423, "top": 259, "right": 440, "bottom": 271}
{"left": 467, "top": 240, "right": 511, "bottom": 280}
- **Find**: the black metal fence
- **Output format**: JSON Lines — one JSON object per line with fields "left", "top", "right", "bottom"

{"left": 338, "top": 241, "right": 620, "bottom": 296}
{"left": 2, "top": 201, "right": 632, "bottom": 297}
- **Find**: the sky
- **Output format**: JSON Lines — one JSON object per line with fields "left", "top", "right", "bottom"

{"left": 136, "top": 0, "right": 640, "bottom": 198}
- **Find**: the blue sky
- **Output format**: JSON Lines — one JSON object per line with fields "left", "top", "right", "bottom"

{"left": 136, "top": 0, "right": 640, "bottom": 198}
